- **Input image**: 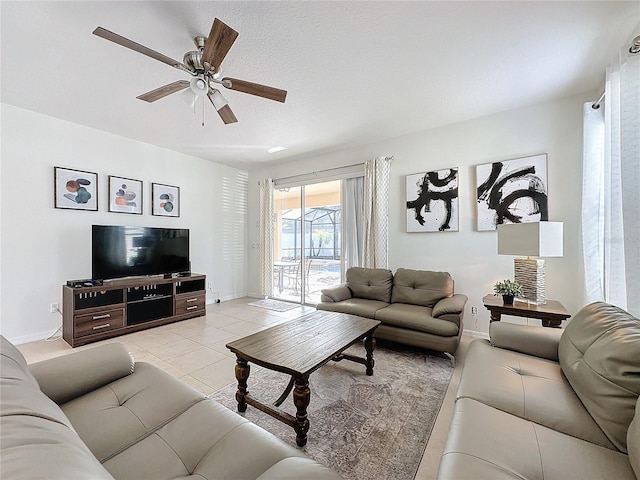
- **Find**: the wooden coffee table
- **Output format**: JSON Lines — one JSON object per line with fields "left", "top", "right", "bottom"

{"left": 226, "top": 310, "right": 380, "bottom": 446}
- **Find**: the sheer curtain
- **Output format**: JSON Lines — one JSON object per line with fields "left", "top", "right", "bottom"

{"left": 362, "top": 156, "right": 393, "bottom": 269}
{"left": 582, "top": 41, "right": 640, "bottom": 316}
{"left": 258, "top": 178, "right": 274, "bottom": 298}
{"left": 342, "top": 176, "right": 364, "bottom": 270}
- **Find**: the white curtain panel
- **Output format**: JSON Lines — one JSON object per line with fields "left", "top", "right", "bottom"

{"left": 362, "top": 156, "right": 393, "bottom": 269}
{"left": 341, "top": 176, "right": 364, "bottom": 271}
{"left": 259, "top": 178, "right": 274, "bottom": 298}
{"left": 582, "top": 46, "right": 640, "bottom": 316}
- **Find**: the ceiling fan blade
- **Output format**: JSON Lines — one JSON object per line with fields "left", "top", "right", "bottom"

{"left": 137, "top": 80, "right": 189, "bottom": 102}
{"left": 216, "top": 104, "right": 238, "bottom": 124}
{"left": 202, "top": 18, "right": 239, "bottom": 72}
{"left": 208, "top": 93, "right": 238, "bottom": 124}
{"left": 222, "top": 78, "right": 287, "bottom": 103}
{"left": 93, "top": 27, "right": 190, "bottom": 73}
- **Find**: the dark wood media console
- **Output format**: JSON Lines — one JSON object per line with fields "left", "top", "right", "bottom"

{"left": 62, "top": 274, "right": 206, "bottom": 347}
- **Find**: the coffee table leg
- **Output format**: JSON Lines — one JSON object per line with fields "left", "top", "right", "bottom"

{"left": 364, "top": 334, "right": 376, "bottom": 376}
{"left": 235, "top": 356, "right": 250, "bottom": 413}
{"left": 293, "top": 376, "right": 310, "bottom": 447}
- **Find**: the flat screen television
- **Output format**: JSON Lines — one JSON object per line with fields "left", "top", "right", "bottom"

{"left": 92, "top": 225, "right": 190, "bottom": 280}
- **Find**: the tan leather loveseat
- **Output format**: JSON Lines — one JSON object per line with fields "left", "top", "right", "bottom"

{"left": 317, "top": 267, "right": 467, "bottom": 354}
{"left": 0, "top": 336, "right": 340, "bottom": 480}
{"left": 437, "top": 302, "right": 640, "bottom": 479}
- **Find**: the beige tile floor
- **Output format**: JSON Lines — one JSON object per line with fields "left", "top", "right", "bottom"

{"left": 16, "top": 297, "right": 471, "bottom": 480}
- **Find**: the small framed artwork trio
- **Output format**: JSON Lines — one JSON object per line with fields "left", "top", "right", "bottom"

{"left": 53, "top": 166, "right": 180, "bottom": 217}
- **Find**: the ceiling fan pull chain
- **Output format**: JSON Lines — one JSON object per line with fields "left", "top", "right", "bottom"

{"left": 202, "top": 95, "right": 205, "bottom": 127}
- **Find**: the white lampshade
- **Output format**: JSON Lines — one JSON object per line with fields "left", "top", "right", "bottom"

{"left": 209, "top": 89, "right": 228, "bottom": 111}
{"left": 497, "top": 222, "right": 563, "bottom": 258}
{"left": 180, "top": 88, "right": 196, "bottom": 108}
{"left": 189, "top": 77, "right": 209, "bottom": 97}
{"left": 497, "top": 221, "right": 563, "bottom": 305}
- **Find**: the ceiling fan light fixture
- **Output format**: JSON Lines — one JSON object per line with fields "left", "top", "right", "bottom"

{"left": 209, "top": 89, "right": 229, "bottom": 110}
{"left": 180, "top": 88, "right": 196, "bottom": 108}
{"left": 189, "top": 76, "right": 209, "bottom": 97}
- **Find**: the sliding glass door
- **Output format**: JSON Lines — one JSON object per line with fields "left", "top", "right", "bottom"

{"left": 272, "top": 181, "right": 342, "bottom": 304}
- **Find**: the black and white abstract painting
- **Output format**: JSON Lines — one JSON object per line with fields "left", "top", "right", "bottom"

{"left": 406, "top": 168, "right": 459, "bottom": 232}
{"left": 476, "top": 154, "right": 548, "bottom": 231}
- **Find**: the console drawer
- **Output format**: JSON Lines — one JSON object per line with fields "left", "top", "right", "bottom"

{"left": 74, "top": 308, "right": 125, "bottom": 337}
{"left": 176, "top": 293, "right": 205, "bottom": 315}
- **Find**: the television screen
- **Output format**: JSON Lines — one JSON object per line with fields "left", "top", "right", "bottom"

{"left": 92, "top": 225, "right": 190, "bottom": 280}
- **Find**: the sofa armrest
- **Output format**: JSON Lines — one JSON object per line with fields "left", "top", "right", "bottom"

{"left": 320, "top": 284, "right": 353, "bottom": 303}
{"left": 29, "top": 343, "right": 134, "bottom": 405}
{"left": 489, "top": 322, "right": 561, "bottom": 361}
{"left": 432, "top": 294, "right": 467, "bottom": 317}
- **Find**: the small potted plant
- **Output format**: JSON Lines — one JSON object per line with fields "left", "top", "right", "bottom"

{"left": 493, "top": 279, "right": 523, "bottom": 305}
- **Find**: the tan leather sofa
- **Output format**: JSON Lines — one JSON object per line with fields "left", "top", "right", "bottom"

{"left": 437, "top": 302, "right": 640, "bottom": 480}
{"left": 317, "top": 267, "right": 467, "bottom": 354}
{"left": 0, "top": 336, "right": 340, "bottom": 480}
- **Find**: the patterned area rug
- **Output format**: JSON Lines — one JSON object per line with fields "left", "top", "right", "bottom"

{"left": 247, "top": 298, "right": 299, "bottom": 312}
{"left": 211, "top": 344, "right": 453, "bottom": 479}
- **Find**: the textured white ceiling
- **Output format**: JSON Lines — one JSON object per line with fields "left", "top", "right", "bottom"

{"left": 1, "top": 1, "right": 638, "bottom": 169}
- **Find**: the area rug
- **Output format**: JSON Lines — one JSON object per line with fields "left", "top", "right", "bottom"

{"left": 247, "top": 298, "right": 299, "bottom": 312}
{"left": 211, "top": 344, "right": 453, "bottom": 480}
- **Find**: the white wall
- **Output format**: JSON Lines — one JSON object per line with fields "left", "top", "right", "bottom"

{"left": 248, "top": 93, "right": 590, "bottom": 333}
{"left": 1, "top": 104, "right": 248, "bottom": 343}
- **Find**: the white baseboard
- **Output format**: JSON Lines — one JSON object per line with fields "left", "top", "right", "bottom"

{"left": 9, "top": 327, "right": 61, "bottom": 345}
{"left": 206, "top": 292, "right": 249, "bottom": 304}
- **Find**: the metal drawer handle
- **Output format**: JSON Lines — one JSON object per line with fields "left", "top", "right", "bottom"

{"left": 186, "top": 298, "right": 199, "bottom": 302}
{"left": 186, "top": 306, "right": 198, "bottom": 311}
{"left": 92, "top": 323, "right": 111, "bottom": 330}
{"left": 92, "top": 314, "right": 111, "bottom": 320}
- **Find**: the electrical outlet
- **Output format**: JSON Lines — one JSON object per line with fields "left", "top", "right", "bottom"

{"left": 50, "top": 303, "right": 59, "bottom": 314}
{"left": 471, "top": 306, "right": 478, "bottom": 315}
{"left": 207, "top": 281, "right": 213, "bottom": 289}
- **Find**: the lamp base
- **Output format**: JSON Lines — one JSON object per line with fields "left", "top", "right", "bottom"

{"left": 514, "top": 258, "right": 546, "bottom": 305}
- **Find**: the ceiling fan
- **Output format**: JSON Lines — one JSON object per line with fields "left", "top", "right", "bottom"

{"left": 93, "top": 18, "right": 287, "bottom": 124}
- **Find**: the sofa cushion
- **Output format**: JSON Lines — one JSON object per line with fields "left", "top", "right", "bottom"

{"left": 391, "top": 269, "right": 453, "bottom": 307}
{"left": 61, "top": 362, "right": 205, "bottom": 462}
{"left": 346, "top": 267, "right": 393, "bottom": 302}
{"left": 1, "top": 414, "right": 115, "bottom": 480}
{"left": 375, "top": 304, "right": 459, "bottom": 337}
{"left": 316, "top": 298, "right": 389, "bottom": 318}
{"left": 558, "top": 301, "right": 640, "bottom": 453}
{"left": 457, "top": 339, "right": 615, "bottom": 449}
{"left": 103, "top": 398, "right": 339, "bottom": 480}
{"left": 437, "top": 398, "right": 636, "bottom": 480}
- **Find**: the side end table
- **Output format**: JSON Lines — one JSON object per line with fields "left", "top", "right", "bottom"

{"left": 482, "top": 295, "right": 570, "bottom": 328}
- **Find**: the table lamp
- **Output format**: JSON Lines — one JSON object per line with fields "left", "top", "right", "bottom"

{"left": 497, "top": 221, "right": 563, "bottom": 305}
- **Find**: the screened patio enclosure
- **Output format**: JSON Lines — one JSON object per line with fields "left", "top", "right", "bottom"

{"left": 279, "top": 206, "right": 341, "bottom": 261}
